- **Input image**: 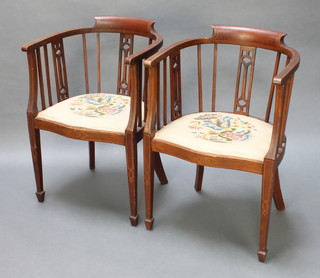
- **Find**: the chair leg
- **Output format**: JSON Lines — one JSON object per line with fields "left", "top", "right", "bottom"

{"left": 258, "top": 161, "right": 275, "bottom": 262}
{"left": 154, "top": 152, "right": 168, "bottom": 185}
{"left": 273, "top": 169, "right": 285, "bottom": 211}
{"left": 89, "top": 141, "right": 95, "bottom": 170}
{"left": 144, "top": 139, "right": 155, "bottom": 230}
{"left": 194, "top": 165, "right": 204, "bottom": 192}
{"left": 125, "top": 137, "right": 139, "bottom": 226}
{"left": 28, "top": 127, "right": 45, "bottom": 202}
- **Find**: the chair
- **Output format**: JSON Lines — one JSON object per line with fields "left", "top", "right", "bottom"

{"left": 21, "top": 16, "right": 168, "bottom": 226}
{"left": 143, "top": 25, "right": 300, "bottom": 261}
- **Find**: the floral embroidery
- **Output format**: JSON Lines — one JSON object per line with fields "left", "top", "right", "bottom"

{"left": 188, "top": 113, "right": 256, "bottom": 143}
{"left": 69, "top": 93, "right": 129, "bottom": 117}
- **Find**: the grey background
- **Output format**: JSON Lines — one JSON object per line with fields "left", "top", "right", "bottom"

{"left": 1, "top": 0, "right": 319, "bottom": 277}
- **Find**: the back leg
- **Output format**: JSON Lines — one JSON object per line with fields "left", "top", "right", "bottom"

{"left": 89, "top": 141, "right": 95, "bottom": 170}
{"left": 273, "top": 168, "right": 285, "bottom": 210}
{"left": 28, "top": 126, "right": 45, "bottom": 202}
{"left": 154, "top": 152, "right": 168, "bottom": 185}
{"left": 194, "top": 165, "right": 204, "bottom": 192}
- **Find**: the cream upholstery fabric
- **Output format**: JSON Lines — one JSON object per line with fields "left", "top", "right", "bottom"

{"left": 36, "top": 93, "right": 135, "bottom": 133}
{"left": 154, "top": 112, "right": 273, "bottom": 162}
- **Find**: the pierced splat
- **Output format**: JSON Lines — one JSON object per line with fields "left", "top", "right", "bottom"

{"left": 233, "top": 46, "right": 257, "bottom": 115}
{"left": 51, "top": 39, "right": 69, "bottom": 101}
{"left": 117, "top": 34, "right": 134, "bottom": 96}
{"left": 170, "top": 52, "right": 182, "bottom": 120}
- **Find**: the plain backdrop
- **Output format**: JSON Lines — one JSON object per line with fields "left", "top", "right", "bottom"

{"left": 1, "top": 0, "right": 320, "bottom": 277}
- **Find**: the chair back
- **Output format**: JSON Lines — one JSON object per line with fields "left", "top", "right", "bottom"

{"left": 22, "top": 16, "right": 163, "bottom": 130}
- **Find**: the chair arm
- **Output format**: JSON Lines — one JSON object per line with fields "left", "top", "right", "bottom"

{"left": 264, "top": 81, "right": 291, "bottom": 161}
{"left": 25, "top": 51, "right": 39, "bottom": 117}
{"left": 144, "top": 37, "right": 211, "bottom": 67}
{"left": 273, "top": 47, "right": 300, "bottom": 85}
{"left": 144, "top": 37, "right": 212, "bottom": 138}
{"left": 125, "top": 34, "right": 163, "bottom": 133}
{"left": 125, "top": 34, "right": 163, "bottom": 65}
{"left": 21, "top": 28, "right": 91, "bottom": 52}
{"left": 142, "top": 65, "right": 159, "bottom": 138}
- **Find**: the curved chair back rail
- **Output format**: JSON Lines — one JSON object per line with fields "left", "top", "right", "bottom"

{"left": 22, "top": 16, "right": 165, "bottom": 227}
{"left": 143, "top": 25, "right": 300, "bottom": 262}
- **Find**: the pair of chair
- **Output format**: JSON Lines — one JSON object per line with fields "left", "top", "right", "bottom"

{"left": 22, "top": 16, "right": 300, "bottom": 262}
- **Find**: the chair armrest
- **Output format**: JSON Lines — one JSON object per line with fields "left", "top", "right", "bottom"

{"left": 144, "top": 37, "right": 210, "bottom": 68}
{"left": 265, "top": 78, "right": 294, "bottom": 161}
{"left": 21, "top": 28, "right": 90, "bottom": 52}
{"left": 142, "top": 65, "right": 160, "bottom": 138}
{"left": 125, "top": 35, "right": 163, "bottom": 65}
{"left": 273, "top": 47, "right": 300, "bottom": 85}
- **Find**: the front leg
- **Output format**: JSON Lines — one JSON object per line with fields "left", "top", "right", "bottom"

{"left": 144, "top": 138, "right": 155, "bottom": 230}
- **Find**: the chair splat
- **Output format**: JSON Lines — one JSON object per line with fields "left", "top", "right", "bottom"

{"left": 170, "top": 51, "right": 182, "bottom": 120}
{"left": 51, "top": 39, "right": 69, "bottom": 102}
{"left": 233, "top": 46, "right": 256, "bottom": 115}
{"left": 117, "top": 33, "right": 134, "bottom": 96}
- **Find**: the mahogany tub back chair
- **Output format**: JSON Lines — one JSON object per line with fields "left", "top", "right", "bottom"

{"left": 143, "top": 25, "right": 300, "bottom": 261}
{"left": 22, "top": 16, "right": 167, "bottom": 226}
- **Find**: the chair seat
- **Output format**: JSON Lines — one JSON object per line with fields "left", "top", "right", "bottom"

{"left": 154, "top": 112, "right": 273, "bottom": 162}
{"left": 36, "top": 93, "right": 133, "bottom": 134}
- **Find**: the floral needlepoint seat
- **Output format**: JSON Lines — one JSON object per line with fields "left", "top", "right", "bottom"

{"left": 154, "top": 112, "right": 273, "bottom": 162}
{"left": 37, "top": 93, "right": 133, "bottom": 133}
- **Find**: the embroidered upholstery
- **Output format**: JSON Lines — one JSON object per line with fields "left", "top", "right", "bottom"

{"left": 154, "top": 112, "right": 273, "bottom": 161}
{"left": 36, "top": 93, "right": 135, "bottom": 133}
